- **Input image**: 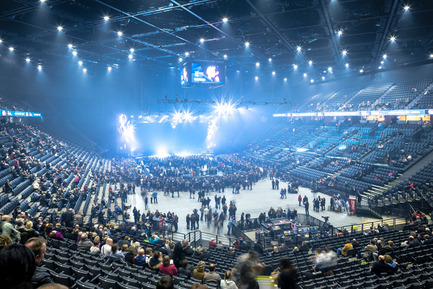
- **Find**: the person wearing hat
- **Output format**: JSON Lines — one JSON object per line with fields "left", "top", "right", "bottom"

{"left": 209, "top": 238, "right": 217, "bottom": 247}
{"left": 193, "top": 261, "right": 206, "bottom": 280}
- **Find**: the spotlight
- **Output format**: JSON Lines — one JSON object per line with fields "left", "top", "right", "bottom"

{"left": 328, "top": 66, "right": 333, "bottom": 72}
{"left": 390, "top": 35, "right": 396, "bottom": 42}
{"left": 322, "top": 76, "right": 325, "bottom": 81}
{"left": 293, "top": 64, "right": 298, "bottom": 70}
{"left": 272, "top": 71, "right": 276, "bottom": 75}
{"left": 430, "top": 54, "right": 433, "bottom": 58}
{"left": 0, "top": 39, "right": 2, "bottom": 44}
{"left": 72, "top": 50, "right": 77, "bottom": 56}
{"left": 200, "top": 38, "right": 205, "bottom": 43}
{"left": 403, "top": 5, "right": 410, "bottom": 11}
{"left": 222, "top": 17, "right": 228, "bottom": 23}
{"left": 25, "top": 58, "right": 30, "bottom": 63}
{"left": 255, "top": 76, "right": 259, "bottom": 81}
{"left": 360, "top": 69, "right": 364, "bottom": 73}
{"left": 245, "top": 42, "right": 250, "bottom": 47}
{"left": 303, "top": 73, "right": 307, "bottom": 78}
{"left": 337, "top": 30, "right": 343, "bottom": 36}
{"left": 185, "top": 52, "right": 190, "bottom": 57}
{"left": 40, "top": 0, "right": 46, "bottom": 3}
{"left": 380, "top": 61, "right": 384, "bottom": 64}
{"left": 130, "top": 48, "right": 135, "bottom": 53}
{"left": 268, "top": 58, "right": 272, "bottom": 62}
{"left": 37, "top": 65, "right": 42, "bottom": 71}
{"left": 107, "top": 66, "right": 112, "bottom": 72}
{"left": 67, "top": 43, "right": 73, "bottom": 49}
{"left": 57, "top": 26, "right": 63, "bottom": 32}
{"left": 9, "top": 47, "right": 14, "bottom": 52}
{"left": 284, "top": 78, "right": 287, "bottom": 82}
{"left": 178, "top": 57, "right": 183, "bottom": 62}
{"left": 296, "top": 46, "right": 302, "bottom": 52}
{"left": 103, "top": 16, "right": 110, "bottom": 21}
{"left": 117, "top": 31, "right": 123, "bottom": 37}
{"left": 345, "top": 63, "right": 349, "bottom": 68}
{"left": 308, "top": 60, "right": 313, "bottom": 66}
{"left": 342, "top": 49, "right": 347, "bottom": 56}
{"left": 78, "top": 60, "right": 83, "bottom": 66}
{"left": 256, "top": 62, "right": 260, "bottom": 67}
{"left": 83, "top": 68, "right": 87, "bottom": 73}
{"left": 383, "top": 54, "right": 388, "bottom": 59}
{"left": 378, "top": 66, "right": 382, "bottom": 69}
{"left": 310, "top": 79, "right": 314, "bottom": 83}
{"left": 128, "top": 54, "right": 133, "bottom": 60}
{"left": 223, "top": 54, "right": 228, "bottom": 59}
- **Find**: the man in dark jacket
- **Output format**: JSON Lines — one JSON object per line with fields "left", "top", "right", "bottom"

{"left": 26, "top": 237, "right": 53, "bottom": 288}
{"left": 173, "top": 240, "right": 187, "bottom": 268}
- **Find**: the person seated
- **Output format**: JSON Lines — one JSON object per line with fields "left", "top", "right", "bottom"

{"left": 178, "top": 259, "right": 192, "bottom": 279}
{"left": 209, "top": 238, "right": 217, "bottom": 247}
{"left": 220, "top": 270, "right": 238, "bottom": 289}
{"left": 370, "top": 255, "right": 398, "bottom": 275}
{"left": 337, "top": 240, "right": 353, "bottom": 257}
{"left": 159, "top": 256, "right": 178, "bottom": 276}
{"left": 148, "top": 251, "right": 163, "bottom": 271}
{"left": 203, "top": 264, "right": 222, "bottom": 284}
{"left": 149, "top": 234, "right": 160, "bottom": 244}
{"left": 134, "top": 248, "right": 147, "bottom": 267}
{"left": 193, "top": 261, "right": 206, "bottom": 281}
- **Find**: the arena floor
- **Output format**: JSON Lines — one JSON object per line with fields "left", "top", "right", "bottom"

{"left": 126, "top": 179, "right": 393, "bottom": 236}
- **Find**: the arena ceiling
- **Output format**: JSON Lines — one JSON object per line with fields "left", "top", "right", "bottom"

{"left": 1, "top": 0, "right": 433, "bottom": 76}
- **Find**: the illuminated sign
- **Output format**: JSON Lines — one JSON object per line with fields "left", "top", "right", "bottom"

{"left": 0, "top": 110, "right": 42, "bottom": 118}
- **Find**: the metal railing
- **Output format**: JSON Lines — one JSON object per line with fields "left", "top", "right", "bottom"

{"left": 331, "top": 217, "right": 408, "bottom": 236}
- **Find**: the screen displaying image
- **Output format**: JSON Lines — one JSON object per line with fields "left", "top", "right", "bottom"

{"left": 180, "top": 64, "right": 190, "bottom": 86}
{"left": 191, "top": 62, "right": 224, "bottom": 84}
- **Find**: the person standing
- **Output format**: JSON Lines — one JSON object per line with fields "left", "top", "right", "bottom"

{"left": 304, "top": 201, "right": 309, "bottom": 216}
{"left": 298, "top": 195, "right": 302, "bottom": 206}
{"left": 227, "top": 218, "right": 235, "bottom": 235}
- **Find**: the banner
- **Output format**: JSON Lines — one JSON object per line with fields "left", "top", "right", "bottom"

{"left": 349, "top": 197, "right": 357, "bottom": 215}
{"left": 0, "top": 110, "right": 42, "bottom": 118}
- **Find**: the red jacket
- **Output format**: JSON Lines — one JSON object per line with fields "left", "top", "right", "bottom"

{"left": 159, "top": 264, "right": 178, "bottom": 276}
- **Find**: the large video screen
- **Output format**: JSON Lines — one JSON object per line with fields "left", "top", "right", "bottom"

{"left": 191, "top": 62, "right": 225, "bottom": 84}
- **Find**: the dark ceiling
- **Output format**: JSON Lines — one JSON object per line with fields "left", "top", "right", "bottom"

{"left": 1, "top": 0, "right": 433, "bottom": 77}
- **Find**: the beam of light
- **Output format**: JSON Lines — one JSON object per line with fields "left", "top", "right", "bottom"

{"left": 222, "top": 17, "right": 228, "bottom": 23}
{"left": 308, "top": 60, "right": 313, "bottom": 66}
{"left": 155, "top": 147, "right": 169, "bottom": 158}
{"left": 296, "top": 46, "right": 302, "bottom": 52}
{"left": 104, "top": 16, "right": 110, "bottom": 21}
{"left": 245, "top": 42, "right": 250, "bottom": 47}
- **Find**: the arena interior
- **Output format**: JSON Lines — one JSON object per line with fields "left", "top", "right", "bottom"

{"left": 1, "top": 1, "right": 433, "bottom": 289}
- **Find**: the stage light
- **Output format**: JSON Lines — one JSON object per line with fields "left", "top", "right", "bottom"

{"left": 360, "top": 69, "right": 364, "bottom": 73}
{"left": 378, "top": 66, "right": 382, "bottom": 69}
{"left": 57, "top": 26, "right": 63, "bottom": 32}
{"left": 380, "top": 61, "right": 384, "bottom": 64}
{"left": 128, "top": 54, "right": 133, "bottom": 60}
{"left": 40, "top": 0, "right": 46, "bottom": 3}
{"left": 337, "top": 30, "right": 343, "bottom": 36}
{"left": 268, "top": 58, "right": 272, "bottom": 62}
{"left": 155, "top": 148, "right": 169, "bottom": 159}
{"left": 9, "top": 47, "right": 14, "bottom": 52}
{"left": 72, "top": 50, "right": 77, "bottom": 56}
{"left": 103, "top": 16, "right": 110, "bottom": 21}
{"left": 303, "top": 73, "right": 307, "bottom": 78}
{"left": 0, "top": 39, "right": 2, "bottom": 44}
{"left": 107, "top": 66, "right": 112, "bottom": 72}
{"left": 37, "top": 65, "right": 42, "bottom": 71}
{"left": 256, "top": 62, "right": 260, "bottom": 67}
{"left": 200, "top": 38, "right": 205, "bottom": 43}
{"left": 308, "top": 60, "right": 313, "bottom": 66}
{"left": 255, "top": 76, "right": 259, "bottom": 81}
{"left": 272, "top": 71, "right": 276, "bottom": 75}
{"left": 78, "top": 60, "right": 83, "bottom": 66}
{"left": 25, "top": 58, "right": 30, "bottom": 63}
{"left": 390, "top": 35, "right": 396, "bottom": 42}
{"left": 296, "top": 46, "right": 302, "bottom": 52}
{"left": 345, "top": 63, "right": 349, "bottom": 68}
{"left": 214, "top": 100, "right": 236, "bottom": 116}
{"left": 430, "top": 54, "right": 433, "bottom": 58}
{"left": 130, "top": 48, "right": 135, "bottom": 53}
{"left": 83, "top": 68, "right": 87, "bottom": 73}
{"left": 328, "top": 66, "right": 333, "bottom": 72}
{"left": 178, "top": 57, "right": 183, "bottom": 62}
{"left": 284, "top": 78, "right": 287, "bottom": 82}
{"left": 245, "top": 42, "right": 250, "bottom": 47}
{"left": 185, "top": 52, "right": 189, "bottom": 56}
{"left": 310, "top": 79, "right": 314, "bottom": 83}
{"left": 322, "top": 76, "right": 326, "bottom": 81}
{"left": 67, "top": 44, "right": 73, "bottom": 49}
{"left": 117, "top": 31, "right": 123, "bottom": 37}
{"left": 342, "top": 49, "right": 347, "bottom": 56}
{"left": 223, "top": 54, "right": 228, "bottom": 59}
{"left": 222, "top": 17, "right": 228, "bottom": 23}
{"left": 293, "top": 64, "right": 298, "bottom": 70}
{"left": 403, "top": 5, "right": 410, "bottom": 11}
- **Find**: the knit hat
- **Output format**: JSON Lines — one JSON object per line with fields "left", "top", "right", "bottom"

{"left": 197, "top": 261, "right": 205, "bottom": 272}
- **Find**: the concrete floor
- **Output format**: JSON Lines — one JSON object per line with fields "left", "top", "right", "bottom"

{"left": 127, "top": 178, "right": 389, "bottom": 236}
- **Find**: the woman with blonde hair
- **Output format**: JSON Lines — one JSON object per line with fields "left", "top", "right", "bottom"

{"left": 221, "top": 270, "right": 238, "bottom": 289}
{"left": 193, "top": 261, "right": 206, "bottom": 281}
